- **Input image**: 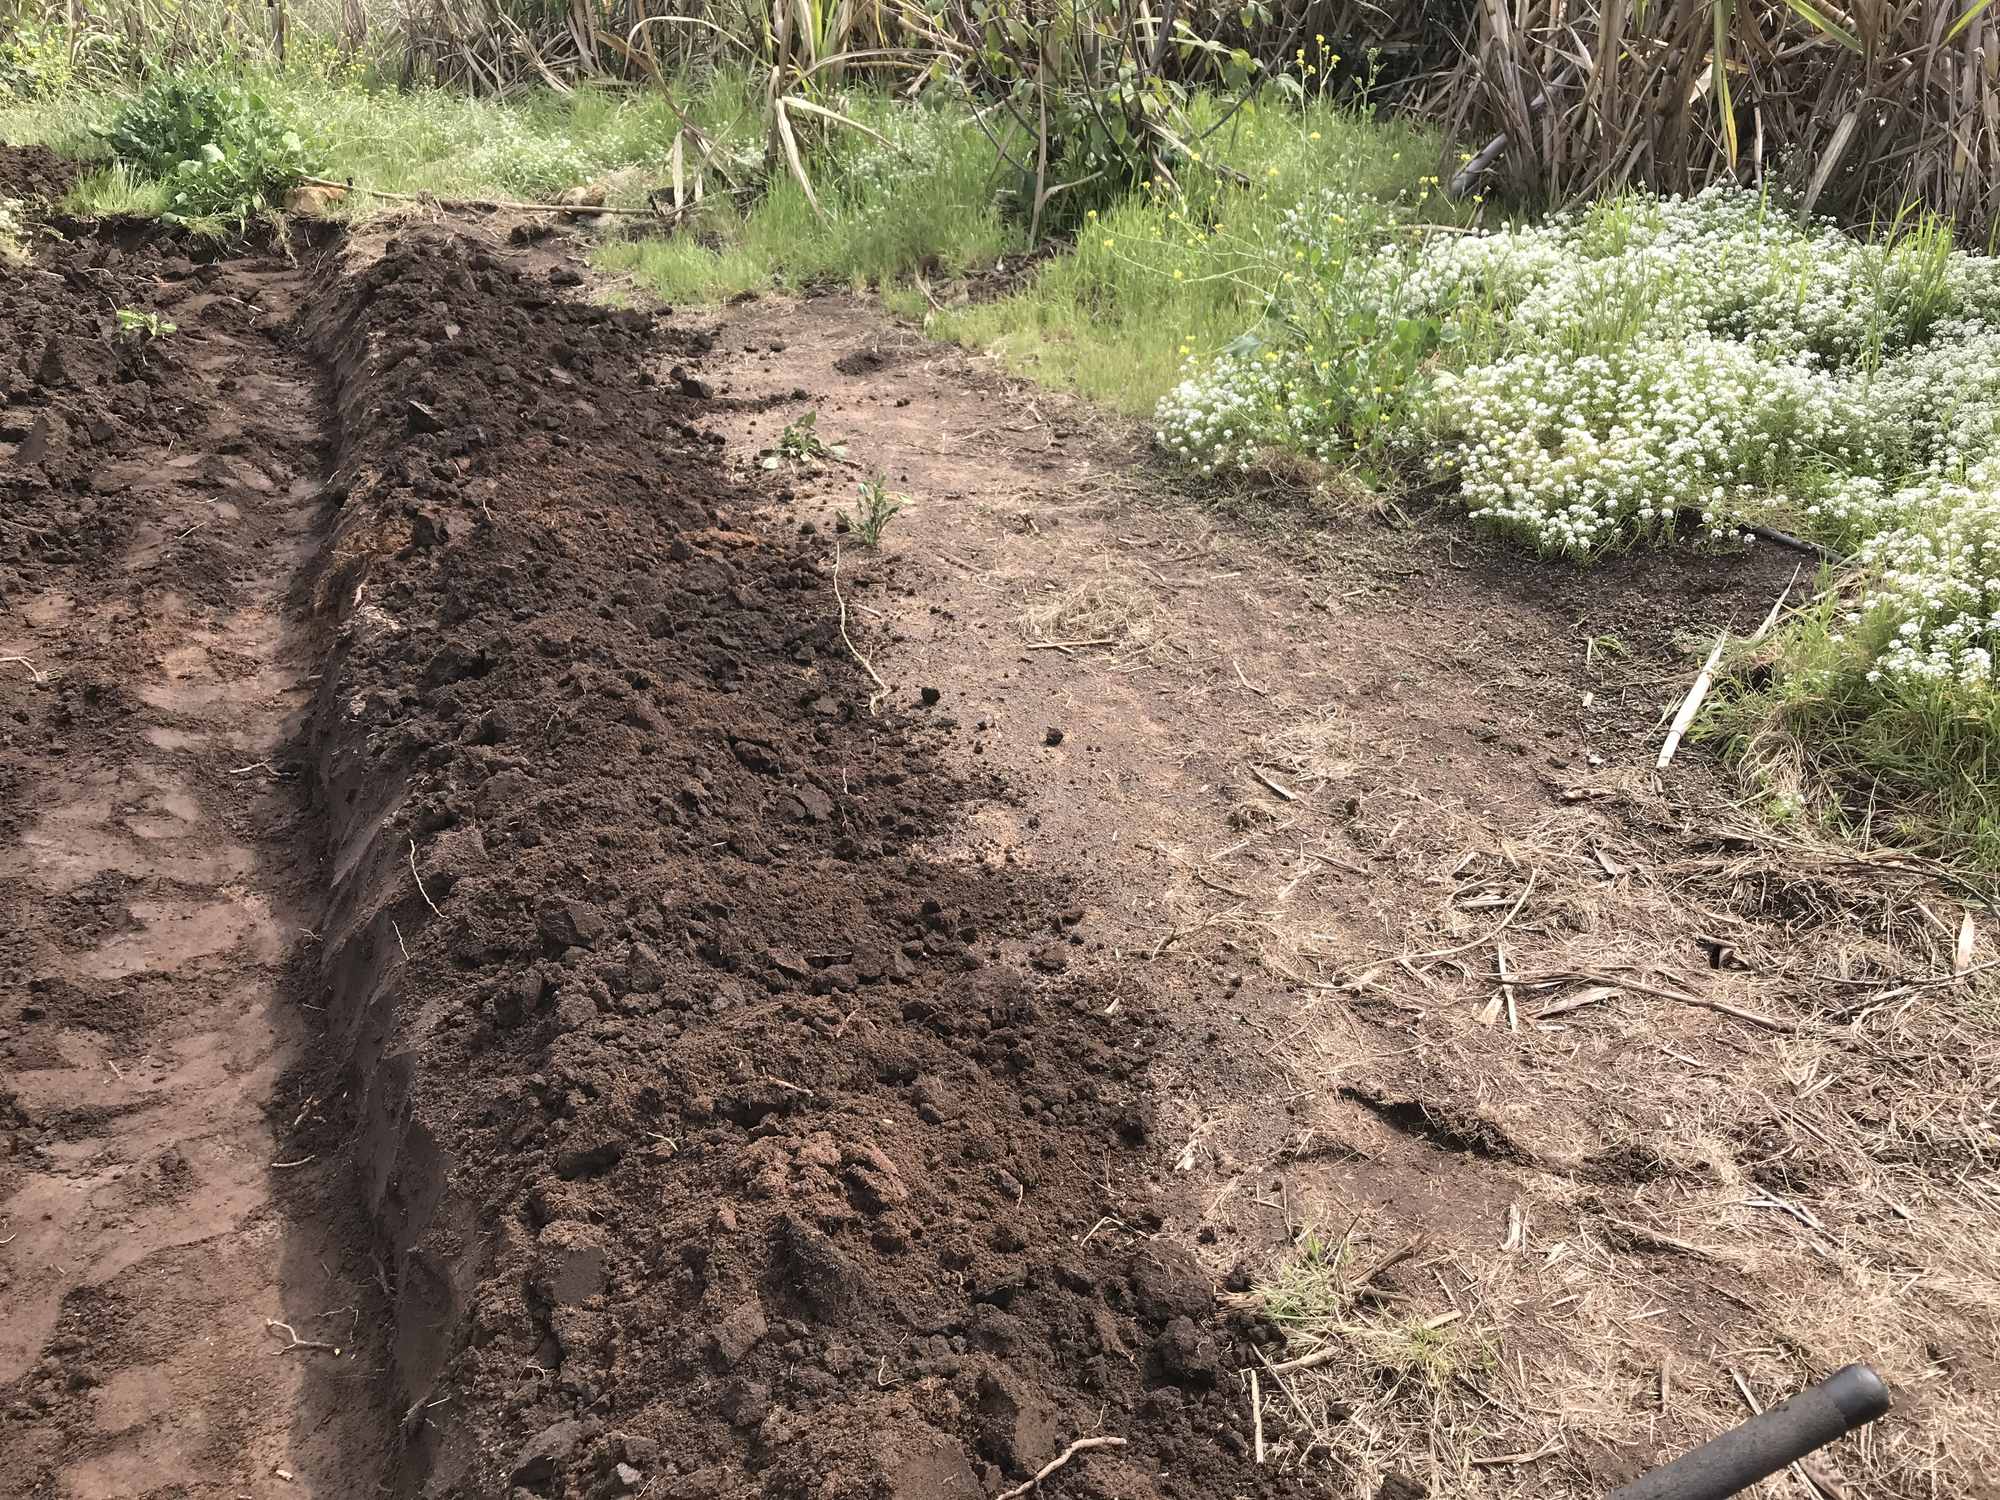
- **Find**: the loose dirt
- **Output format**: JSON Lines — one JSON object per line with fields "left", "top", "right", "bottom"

{"left": 0, "top": 144, "right": 74, "bottom": 206}
{"left": 303, "top": 226, "right": 1277, "bottom": 1500}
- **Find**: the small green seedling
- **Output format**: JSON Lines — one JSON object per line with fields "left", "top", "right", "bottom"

{"left": 761, "top": 408, "right": 845, "bottom": 469}
{"left": 1584, "top": 634, "right": 1630, "bottom": 670}
{"left": 115, "top": 307, "right": 178, "bottom": 341}
{"left": 840, "top": 475, "right": 906, "bottom": 547}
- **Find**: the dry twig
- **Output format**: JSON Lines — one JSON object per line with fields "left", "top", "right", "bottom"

{"left": 1250, "top": 765, "right": 1298, "bottom": 802}
{"left": 832, "top": 544, "right": 890, "bottom": 715}
{"left": 1403, "top": 871, "right": 1539, "bottom": 965}
{"left": 1515, "top": 967, "right": 1795, "bottom": 1032}
{"left": 408, "top": 839, "right": 443, "bottom": 917}
{"left": 994, "top": 1436, "right": 1128, "bottom": 1498}
{"left": 1249, "top": 1369, "right": 1265, "bottom": 1464}
{"left": 1658, "top": 570, "right": 1797, "bottom": 770}
{"left": 265, "top": 1319, "right": 341, "bottom": 1355}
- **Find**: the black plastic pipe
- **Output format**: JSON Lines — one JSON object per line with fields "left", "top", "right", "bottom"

{"left": 1607, "top": 1366, "right": 1890, "bottom": 1500}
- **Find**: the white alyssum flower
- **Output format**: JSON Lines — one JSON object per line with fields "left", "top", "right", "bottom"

{"left": 1153, "top": 182, "right": 2000, "bottom": 700}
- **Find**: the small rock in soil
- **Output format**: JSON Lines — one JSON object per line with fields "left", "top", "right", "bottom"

{"left": 732, "top": 738, "right": 780, "bottom": 773}
{"left": 534, "top": 1225, "right": 607, "bottom": 1306}
{"left": 1151, "top": 1314, "right": 1222, "bottom": 1387}
{"left": 706, "top": 1300, "right": 767, "bottom": 1369}
{"left": 624, "top": 941, "right": 665, "bottom": 993}
{"left": 616, "top": 1434, "right": 657, "bottom": 1467}
{"left": 537, "top": 898, "right": 607, "bottom": 950}
{"left": 975, "top": 1369, "right": 1062, "bottom": 1475}
{"left": 511, "top": 1418, "right": 584, "bottom": 1485}
{"left": 775, "top": 1212, "right": 861, "bottom": 1315}
{"left": 422, "top": 824, "right": 486, "bottom": 898}
{"left": 36, "top": 341, "right": 68, "bottom": 388}
{"left": 723, "top": 1378, "right": 771, "bottom": 1428}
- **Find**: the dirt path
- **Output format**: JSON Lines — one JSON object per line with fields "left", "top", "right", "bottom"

{"left": 684, "top": 289, "right": 2000, "bottom": 1499}
{"left": 1, "top": 204, "right": 385, "bottom": 1494}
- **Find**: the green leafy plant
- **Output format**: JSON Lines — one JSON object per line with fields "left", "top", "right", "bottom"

{"left": 103, "top": 77, "right": 238, "bottom": 176}
{"left": 0, "top": 18, "right": 109, "bottom": 98}
{"left": 103, "top": 77, "right": 318, "bottom": 227}
{"left": 840, "top": 474, "right": 906, "bottom": 545}
{"left": 931, "top": 0, "right": 1277, "bottom": 240}
{"left": 114, "top": 306, "right": 177, "bottom": 340}
{"left": 761, "top": 408, "right": 847, "bottom": 468}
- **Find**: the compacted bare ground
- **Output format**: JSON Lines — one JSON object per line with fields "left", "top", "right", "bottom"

{"left": 668, "top": 287, "right": 2000, "bottom": 1499}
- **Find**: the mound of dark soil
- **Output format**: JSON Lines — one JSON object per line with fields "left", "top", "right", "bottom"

{"left": 305, "top": 230, "right": 1275, "bottom": 1500}
{"left": 1, "top": 240, "right": 195, "bottom": 597}
{"left": 0, "top": 142, "right": 77, "bottom": 204}
{"left": 0, "top": 209, "right": 328, "bottom": 615}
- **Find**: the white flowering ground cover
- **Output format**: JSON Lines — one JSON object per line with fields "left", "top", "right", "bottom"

{"left": 1157, "top": 187, "right": 2000, "bottom": 859}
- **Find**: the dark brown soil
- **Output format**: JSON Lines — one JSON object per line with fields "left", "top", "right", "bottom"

{"left": 0, "top": 144, "right": 77, "bottom": 206}
{"left": 15, "top": 131, "right": 1972, "bottom": 1500}
{"left": 669, "top": 291, "right": 2000, "bottom": 1499}
{"left": 308, "top": 228, "right": 1279, "bottom": 1499}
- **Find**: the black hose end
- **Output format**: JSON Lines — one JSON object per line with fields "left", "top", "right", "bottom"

{"left": 1822, "top": 1365, "right": 1891, "bottom": 1428}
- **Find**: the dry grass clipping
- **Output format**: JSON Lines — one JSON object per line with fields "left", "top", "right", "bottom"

{"left": 1020, "top": 574, "right": 1160, "bottom": 652}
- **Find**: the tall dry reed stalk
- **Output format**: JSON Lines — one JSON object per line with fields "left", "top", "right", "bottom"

{"left": 1427, "top": 0, "right": 2000, "bottom": 237}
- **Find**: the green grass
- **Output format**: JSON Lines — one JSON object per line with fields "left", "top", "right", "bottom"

{"left": 593, "top": 88, "right": 1022, "bottom": 300}
{"left": 1703, "top": 600, "right": 2000, "bottom": 868}
{"left": 922, "top": 100, "right": 1445, "bottom": 414}
{"left": 595, "top": 86, "right": 1444, "bottom": 416}
{"left": 4, "top": 68, "right": 753, "bottom": 221}
{"left": 0, "top": 87, "right": 117, "bottom": 159}
{"left": 1252, "top": 1224, "right": 1352, "bottom": 1337}
{"left": 5, "top": 54, "right": 1441, "bottom": 419}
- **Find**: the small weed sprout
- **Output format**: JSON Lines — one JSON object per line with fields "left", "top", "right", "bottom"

{"left": 114, "top": 307, "right": 177, "bottom": 341}
{"left": 1253, "top": 1225, "right": 1349, "bottom": 1335}
{"left": 761, "top": 409, "right": 846, "bottom": 469}
{"left": 1358, "top": 1314, "right": 1489, "bottom": 1390}
{"left": 1584, "top": 634, "right": 1630, "bottom": 670}
{"left": 840, "top": 475, "right": 906, "bottom": 546}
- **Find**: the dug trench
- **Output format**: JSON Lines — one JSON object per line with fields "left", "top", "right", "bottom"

{"left": 0, "top": 177, "right": 388, "bottom": 1496}
{"left": 3, "top": 171, "right": 1283, "bottom": 1499}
